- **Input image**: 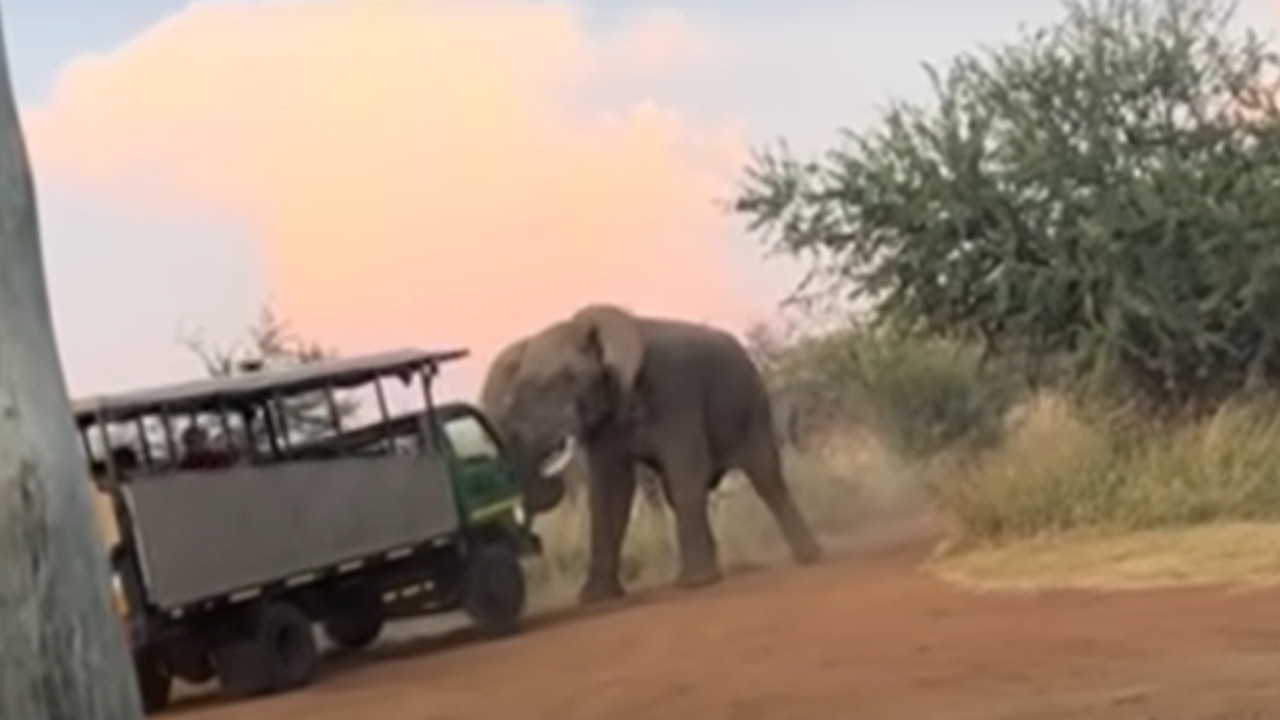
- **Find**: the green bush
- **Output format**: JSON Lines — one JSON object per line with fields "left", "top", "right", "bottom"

{"left": 753, "top": 323, "right": 1022, "bottom": 458}
{"left": 849, "top": 332, "right": 1022, "bottom": 458}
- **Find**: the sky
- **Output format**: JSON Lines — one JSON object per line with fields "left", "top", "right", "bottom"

{"left": 9, "top": 0, "right": 1280, "bottom": 402}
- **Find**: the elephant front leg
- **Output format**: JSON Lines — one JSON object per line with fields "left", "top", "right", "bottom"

{"left": 579, "top": 442, "right": 637, "bottom": 605}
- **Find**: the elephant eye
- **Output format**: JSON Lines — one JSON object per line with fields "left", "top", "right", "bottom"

{"left": 556, "top": 368, "right": 586, "bottom": 392}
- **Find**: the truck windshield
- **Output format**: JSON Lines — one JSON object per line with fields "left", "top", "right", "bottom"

{"left": 442, "top": 414, "right": 500, "bottom": 462}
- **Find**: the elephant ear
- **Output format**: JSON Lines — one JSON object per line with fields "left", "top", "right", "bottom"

{"left": 571, "top": 304, "right": 645, "bottom": 396}
{"left": 479, "top": 337, "right": 528, "bottom": 421}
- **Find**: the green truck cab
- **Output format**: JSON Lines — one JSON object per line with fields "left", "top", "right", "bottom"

{"left": 434, "top": 402, "right": 536, "bottom": 543}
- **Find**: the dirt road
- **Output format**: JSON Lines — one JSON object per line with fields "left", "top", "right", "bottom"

{"left": 168, "top": 519, "right": 1280, "bottom": 720}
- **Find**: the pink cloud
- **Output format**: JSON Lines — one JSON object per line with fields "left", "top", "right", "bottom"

{"left": 24, "top": 0, "right": 757, "bottom": 395}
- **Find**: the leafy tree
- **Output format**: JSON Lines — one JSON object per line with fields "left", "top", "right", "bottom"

{"left": 735, "top": 0, "right": 1280, "bottom": 410}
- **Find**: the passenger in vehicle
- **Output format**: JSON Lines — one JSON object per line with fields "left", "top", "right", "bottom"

{"left": 111, "top": 446, "right": 140, "bottom": 476}
{"left": 177, "top": 426, "right": 237, "bottom": 470}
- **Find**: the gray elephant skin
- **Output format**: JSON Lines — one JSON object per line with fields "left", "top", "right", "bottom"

{"left": 479, "top": 304, "right": 824, "bottom": 604}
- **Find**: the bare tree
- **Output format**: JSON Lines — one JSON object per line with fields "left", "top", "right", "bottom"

{"left": 179, "top": 305, "right": 359, "bottom": 443}
{"left": 180, "top": 305, "right": 335, "bottom": 377}
{"left": 0, "top": 5, "right": 143, "bottom": 718}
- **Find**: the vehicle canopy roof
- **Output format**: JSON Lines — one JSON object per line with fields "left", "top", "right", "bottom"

{"left": 72, "top": 347, "right": 468, "bottom": 427}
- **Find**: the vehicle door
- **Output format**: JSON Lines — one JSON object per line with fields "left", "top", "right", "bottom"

{"left": 434, "top": 404, "right": 522, "bottom": 524}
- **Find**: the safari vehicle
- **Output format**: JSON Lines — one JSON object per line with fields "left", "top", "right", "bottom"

{"left": 75, "top": 348, "right": 541, "bottom": 714}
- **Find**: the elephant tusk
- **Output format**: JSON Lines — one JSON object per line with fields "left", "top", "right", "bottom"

{"left": 538, "top": 436, "right": 578, "bottom": 478}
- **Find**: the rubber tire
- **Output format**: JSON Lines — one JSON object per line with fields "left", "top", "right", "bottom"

{"left": 216, "top": 601, "right": 319, "bottom": 698}
{"left": 169, "top": 643, "right": 217, "bottom": 684}
{"left": 215, "top": 636, "right": 274, "bottom": 698}
{"left": 263, "top": 601, "right": 320, "bottom": 691}
{"left": 322, "top": 585, "right": 385, "bottom": 651}
{"left": 462, "top": 541, "right": 527, "bottom": 637}
{"left": 133, "top": 649, "right": 172, "bottom": 715}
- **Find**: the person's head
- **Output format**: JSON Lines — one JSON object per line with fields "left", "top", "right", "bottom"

{"left": 181, "top": 425, "right": 209, "bottom": 451}
{"left": 110, "top": 446, "right": 139, "bottom": 473}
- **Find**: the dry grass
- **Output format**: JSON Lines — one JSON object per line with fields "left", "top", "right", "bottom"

{"left": 928, "top": 521, "right": 1280, "bottom": 591}
{"left": 922, "top": 390, "right": 1280, "bottom": 591}
{"left": 934, "top": 392, "right": 1280, "bottom": 545}
{"left": 522, "top": 388, "right": 1280, "bottom": 603}
{"left": 522, "top": 426, "right": 921, "bottom": 608}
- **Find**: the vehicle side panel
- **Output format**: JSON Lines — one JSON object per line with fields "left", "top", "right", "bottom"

{"left": 122, "top": 451, "right": 459, "bottom": 609}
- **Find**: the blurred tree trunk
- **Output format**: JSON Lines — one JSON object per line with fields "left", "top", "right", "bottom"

{"left": 0, "top": 5, "right": 144, "bottom": 719}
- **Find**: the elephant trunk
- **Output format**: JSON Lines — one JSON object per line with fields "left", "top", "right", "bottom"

{"left": 498, "top": 426, "right": 568, "bottom": 517}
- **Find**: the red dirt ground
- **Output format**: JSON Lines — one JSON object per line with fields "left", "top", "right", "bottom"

{"left": 167, "top": 518, "right": 1280, "bottom": 720}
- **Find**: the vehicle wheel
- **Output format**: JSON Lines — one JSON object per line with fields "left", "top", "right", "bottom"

{"left": 169, "top": 642, "right": 216, "bottom": 685}
{"left": 133, "top": 649, "right": 172, "bottom": 715}
{"left": 174, "top": 655, "right": 216, "bottom": 685}
{"left": 322, "top": 584, "right": 384, "bottom": 651}
{"left": 216, "top": 601, "right": 319, "bottom": 697}
{"left": 462, "top": 541, "right": 526, "bottom": 637}
{"left": 262, "top": 601, "right": 319, "bottom": 690}
{"left": 214, "top": 635, "right": 273, "bottom": 698}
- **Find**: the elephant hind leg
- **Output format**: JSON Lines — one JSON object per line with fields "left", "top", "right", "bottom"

{"left": 735, "top": 432, "right": 824, "bottom": 565}
{"left": 655, "top": 436, "right": 722, "bottom": 590}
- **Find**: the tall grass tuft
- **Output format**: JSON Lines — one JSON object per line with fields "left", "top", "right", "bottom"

{"left": 936, "top": 392, "right": 1280, "bottom": 547}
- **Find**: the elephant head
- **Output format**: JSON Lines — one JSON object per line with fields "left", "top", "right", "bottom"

{"left": 479, "top": 304, "right": 645, "bottom": 516}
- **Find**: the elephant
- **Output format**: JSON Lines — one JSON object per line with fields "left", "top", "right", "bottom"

{"left": 479, "top": 303, "right": 824, "bottom": 604}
